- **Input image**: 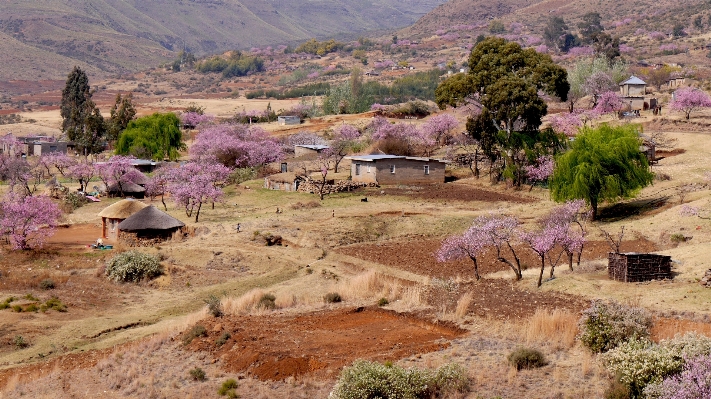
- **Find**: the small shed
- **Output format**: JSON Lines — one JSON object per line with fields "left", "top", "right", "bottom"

{"left": 118, "top": 205, "right": 185, "bottom": 245}
{"left": 278, "top": 116, "right": 301, "bottom": 125}
{"left": 347, "top": 155, "right": 446, "bottom": 185}
{"left": 620, "top": 76, "right": 647, "bottom": 97}
{"left": 608, "top": 252, "right": 672, "bottom": 282}
{"left": 98, "top": 199, "right": 148, "bottom": 240}
{"left": 107, "top": 181, "right": 146, "bottom": 199}
{"left": 294, "top": 144, "right": 330, "bottom": 157}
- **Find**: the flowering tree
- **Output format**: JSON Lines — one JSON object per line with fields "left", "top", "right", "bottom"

{"left": 594, "top": 91, "right": 624, "bottom": 115}
{"left": 548, "top": 112, "right": 584, "bottom": 136}
{"left": 651, "top": 354, "right": 711, "bottom": 399}
{"left": 96, "top": 155, "right": 143, "bottom": 196}
{"left": 437, "top": 222, "right": 489, "bottom": 280}
{"left": 67, "top": 162, "right": 96, "bottom": 192}
{"left": 540, "top": 200, "right": 589, "bottom": 270}
{"left": 190, "top": 124, "right": 283, "bottom": 168}
{"left": 328, "top": 124, "right": 363, "bottom": 173}
{"left": 0, "top": 154, "right": 33, "bottom": 196}
{"left": 166, "top": 161, "right": 231, "bottom": 222}
{"left": 39, "top": 152, "right": 76, "bottom": 177}
{"left": 419, "top": 114, "right": 458, "bottom": 156}
{"left": 522, "top": 225, "right": 561, "bottom": 287}
{"left": 584, "top": 71, "right": 616, "bottom": 107}
{"left": 0, "top": 193, "right": 62, "bottom": 250}
{"left": 670, "top": 87, "right": 711, "bottom": 120}
{"left": 446, "top": 133, "right": 482, "bottom": 178}
{"left": 180, "top": 112, "right": 214, "bottom": 128}
{"left": 145, "top": 166, "right": 171, "bottom": 211}
{"left": 524, "top": 155, "right": 555, "bottom": 189}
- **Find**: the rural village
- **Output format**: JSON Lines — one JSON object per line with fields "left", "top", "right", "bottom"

{"left": 3, "top": 1, "right": 711, "bottom": 398}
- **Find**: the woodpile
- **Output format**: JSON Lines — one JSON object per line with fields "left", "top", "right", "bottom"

{"left": 296, "top": 177, "right": 378, "bottom": 195}
{"left": 608, "top": 252, "right": 672, "bottom": 282}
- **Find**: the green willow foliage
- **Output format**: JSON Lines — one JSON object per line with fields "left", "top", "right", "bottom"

{"left": 115, "top": 113, "right": 185, "bottom": 160}
{"left": 551, "top": 124, "right": 654, "bottom": 219}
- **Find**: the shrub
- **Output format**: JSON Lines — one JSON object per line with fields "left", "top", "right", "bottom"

{"left": 216, "top": 332, "right": 231, "bottom": 347}
{"left": 645, "top": 354, "right": 711, "bottom": 399}
{"left": 600, "top": 334, "right": 711, "bottom": 396}
{"left": 670, "top": 233, "right": 687, "bottom": 243}
{"left": 25, "top": 303, "right": 38, "bottom": 312}
{"left": 257, "top": 293, "right": 276, "bottom": 310}
{"left": 39, "top": 279, "right": 55, "bottom": 290}
{"left": 189, "top": 367, "right": 206, "bottom": 381}
{"left": 14, "top": 336, "right": 28, "bottom": 349}
{"left": 42, "top": 297, "right": 67, "bottom": 312}
{"left": 12, "top": 304, "right": 22, "bottom": 312}
{"left": 377, "top": 298, "right": 389, "bottom": 307}
{"left": 218, "top": 379, "right": 239, "bottom": 397}
{"left": 507, "top": 348, "right": 548, "bottom": 370}
{"left": 324, "top": 292, "right": 342, "bottom": 303}
{"left": 329, "top": 360, "right": 468, "bottom": 399}
{"left": 578, "top": 300, "right": 652, "bottom": 353}
{"left": 183, "top": 325, "right": 208, "bottom": 345}
{"left": 205, "top": 295, "right": 223, "bottom": 317}
{"left": 105, "top": 251, "right": 163, "bottom": 283}
{"left": 63, "top": 191, "right": 89, "bottom": 211}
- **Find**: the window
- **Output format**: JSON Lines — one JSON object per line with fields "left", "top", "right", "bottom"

{"left": 280, "top": 163, "right": 288, "bottom": 173}
{"left": 367, "top": 165, "right": 371, "bottom": 173}
{"left": 424, "top": 165, "right": 430, "bottom": 175}
{"left": 355, "top": 163, "right": 361, "bottom": 175}
{"left": 389, "top": 165, "right": 395, "bottom": 174}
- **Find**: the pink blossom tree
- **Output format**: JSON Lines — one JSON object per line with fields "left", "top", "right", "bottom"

{"left": 0, "top": 193, "right": 62, "bottom": 250}
{"left": 0, "top": 154, "right": 33, "bottom": 196}
{"left": 165, "top": 161, "right": 231, "bottom": 222}
{"left": 654, "top": 354, "right": 711, "bottom": 399}
{"left": 437, "top": 222, "right": 489, "bottom": 280}
{"left": 594, "top": 91, "right": 624, "bottom": 115}
{"left": 521, "top": 224, "right": 561, "bottom": 287}
{"left": 670, "top": 87, "right": 711, "bottom": 120}
{"left": 190, "top": 124, "right": 284, "bottom": 168}
{"left": 180, "top": 112, "right": 214, "bottom": 128}
{"left": 548, "top": 112, "right": 584, "bottom": 137}
{"left": 524, "top": 155, "right": 555, "bottom": 189}
{"left": 328, "top": 124, "right": 363, "bottom": 173}
{"left": 145, "top": 166, "right": 171, "bottom": 211}
{"left": 419, "top": 114, "right": 459, "bottom": 156}
{"left": 584, "top": 71, "right": 617, "bottom": 107}
{"left": 39, "top": 152, "right": 76, "bottom": 177}
{"left": 95, "top": 155, "right": 143, "bottom": 196}
{"left": 67, "top": 162, "right": 96, "bottom": 193}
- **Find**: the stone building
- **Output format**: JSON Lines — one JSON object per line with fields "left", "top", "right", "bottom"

{"left": 347, "top": 155, "right": 446, "bottom": 185}
{"left": 98, "top": 198, "right": 148, "bottom": 240}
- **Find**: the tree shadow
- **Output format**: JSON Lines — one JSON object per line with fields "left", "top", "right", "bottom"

{"left": 597, "top": 196, "right": 671, "bottom": 222}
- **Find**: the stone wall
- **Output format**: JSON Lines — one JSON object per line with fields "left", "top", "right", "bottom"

{"left": 608, "top": 252, "right": 672, "bottom": 282}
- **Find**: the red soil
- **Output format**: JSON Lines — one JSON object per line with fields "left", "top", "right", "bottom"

{"left": 337, "top": 238, "right": 658, "bottom": 279}
{"left": 186, "top": 306, "right": 466, "bottom": 381}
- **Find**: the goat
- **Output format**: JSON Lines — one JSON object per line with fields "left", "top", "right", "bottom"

{"left": 361, "top": 197, "right": 368, "bottom": 202}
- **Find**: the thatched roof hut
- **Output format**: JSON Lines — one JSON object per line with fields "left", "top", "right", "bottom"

{"left": 128, "top": 172, "right": 150, "bottom": 186}
{"left": 118, "top": 205, "right": 185, "bottom": 243}
{"left": 107, "top": 181, "right": 146, "bottom": 199}
{"left": 98, "top": 199, "right": 148, "bottom": 239}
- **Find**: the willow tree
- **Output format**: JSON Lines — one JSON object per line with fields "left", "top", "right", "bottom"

{"left": 550, "top": 124, "right": 654, "bottom": 220}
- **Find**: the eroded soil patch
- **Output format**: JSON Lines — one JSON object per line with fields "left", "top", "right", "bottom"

{"left": 186, "top": 306, "right": 465, "bottom": 381}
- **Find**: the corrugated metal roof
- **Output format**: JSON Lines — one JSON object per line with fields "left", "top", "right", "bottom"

{"left": 346, "top": 155, "right": 446, "bottom": 163}
{"left": 295, "top": 145, "right": 330, "bottom": 150}
{"left": 620, "top": 75, "right": 646, "bottom": 85}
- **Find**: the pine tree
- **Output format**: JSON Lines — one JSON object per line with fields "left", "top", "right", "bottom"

{"left": 108, "top": 93, "right": 137, "bottom": 141}
{"left": 60, "top": 67, "right": 106, "bottom": 155}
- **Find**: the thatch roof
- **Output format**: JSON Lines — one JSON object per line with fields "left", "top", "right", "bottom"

{"left": 118, "top": 205, "right": 185, "bottom": 231}
{"left": 125, "top": 172, "right": 149, "bottom": 186}
{"left": 107, "top": 181, "right": 146, "bottom": 194}
{"left": 98, "top": 199, "right": 148, "bottom": 219}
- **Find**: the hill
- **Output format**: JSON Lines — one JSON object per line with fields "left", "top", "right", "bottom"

{"left": 0, "top": 0, "right": 446, "bottom": 81}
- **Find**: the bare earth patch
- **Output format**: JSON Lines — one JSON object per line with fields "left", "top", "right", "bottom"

{"left": 185, "top": 306, "right": 465, "bottom": 381}
{"left": 383, "top": 183, "right": 536, "bottom": 203}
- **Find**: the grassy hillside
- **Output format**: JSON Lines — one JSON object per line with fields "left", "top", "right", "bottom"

{"left": 0, "top": 0, "right": 445, "bottom": 81}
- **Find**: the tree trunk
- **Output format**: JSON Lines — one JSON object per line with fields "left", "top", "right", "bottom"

{"left": 506, "top": 241, "right": 522, "bottom": 277}
{"left": 537, "top": 254, "right": 545, "bottom": 287}
{"left": 497, "top": 257, "right": 522, "bottom": 280}
{"left": 568, "top": 252, "right": 574, "bottom": 271}
{"left": 161, "top": 193, "right": 167, "bottom": 211}
{"left": 577, "top": 250, "right": 583, "bottom": 267}
{"left": 194, "top": 202, "right": 202, "bottom": 223}
{"left": 569, "top": 99, "right": 575, "bottom": 113}
{"left": 470, "top": 256, "right": 480, "bottom": 280}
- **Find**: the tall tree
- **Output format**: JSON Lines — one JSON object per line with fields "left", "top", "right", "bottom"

{"left": 116, "top": 113, "right": 185, "bottom": 160}
{"left": 550, "top": 124, "right": 654, "bottom": 220}
{"left": 60, "top": 67, "right": 105, "bottom": 155}
{"left": 544, "top": 17, "right": 579, "bottom": 53}
{"left": 107, "top": 93, "right": 137, "bottom": 141}
{"left": 669, "top": 87, "right": 711, "bottom": 120}
{"left": 435, "top": 37, "right": 569, "bottom": 186}
{"left": 578, "top": 12, "right": 604, "bottom": 44}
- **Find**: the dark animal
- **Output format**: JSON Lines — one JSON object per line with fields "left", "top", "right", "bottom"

{"left": 361, "top": 197, "right": 368, "bottom": 202}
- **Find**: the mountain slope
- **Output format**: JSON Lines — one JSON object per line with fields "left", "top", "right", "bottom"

{"left": 0, "top": 0, "right": 445, "bottom": 81}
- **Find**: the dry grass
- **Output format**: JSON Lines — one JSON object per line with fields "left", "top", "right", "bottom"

{"left": 221, "top": 288, "right": 269, "bottom": 315}
{"left": 334, "top": 270, "right": 426, "bottom": 309}
{"left": 524, "top": 308, "right": 579, "bottom": 349}
{"left": 455, "top": 291, "right": 474, "bottom": 320}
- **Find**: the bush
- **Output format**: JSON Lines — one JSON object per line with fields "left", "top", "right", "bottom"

{"left": 377, "top": 298, "right": 389, "bottom": 307}
{"left": 670, "top": 233, "right": 687, "bottom": 243}
{"left": 14, "top": 335, "right": 28, "bottom": 349}
{"left": 257, "top": 293, "right": 276, "bottom": 310}
{"left": 218, "top": 379, "right": 239, "bottom": 397}
{"left": 41, "top": 297, "right": 67, "bottom": 312}
{"left": 105, "top": 251, "right": 163, "bottom": 283}
{"left": 39, "top": 279, "right": 55, "bottom": 290}
{"left": 578, "top": 300, "right": 652, "bottom": 353}
{"left": 324, "top": 292, "right": 342, "bottom": 303}
{"left": 329, "top": 360, "right": 468, "bottom": 399}
{"left": 189, "top": 367, "right": 206, "bottom": 381}
{"left": 216, "top": 332, "right": 231, "bottom": 347}
{"left": 507, "top": 348, "right": 548, "bottom": 370}
{"left": 183, "top": 325, "right": 208, "bottom": 345}
{"left": 604, "top": 379, "right": 631, "bottom": 399}
{"left": 600, "top": 334, "right": 711, "bottom": 396}
{"left": 645, "top": 353, "right": 711, "bottom": 399}
{"left": 205, "top": 295, "right": 223, "bottom": 317}
{"left": 63, "top": 191, "right": 89, "bottom": 211}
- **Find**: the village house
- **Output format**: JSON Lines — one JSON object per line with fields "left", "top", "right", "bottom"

{"left": 619, "top": 76, "right": 647, "bottom": 110}
{"left": 277, "top": 115, "right": 301, "bottom": 125}
{"left": 98, "top": 198, "right": 148, "bottom": 240}
{"left": 117, "top": 205, "right": 185, "bottom": 245}
{"left": 347, "top": 155, "right": 446, "bottom": 185}
{"left": 294, "top": 144, "right": 329, "bottom": 157}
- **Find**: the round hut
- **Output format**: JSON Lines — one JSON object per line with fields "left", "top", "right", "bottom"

{"left": 117, "top": 205, "right": 185, "bottom": 245}
{"left": 98, "top": 199, "right": 149, "bottom": 240}
{"left": 107, "top": 181, "right": 146, "bottom": 199}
